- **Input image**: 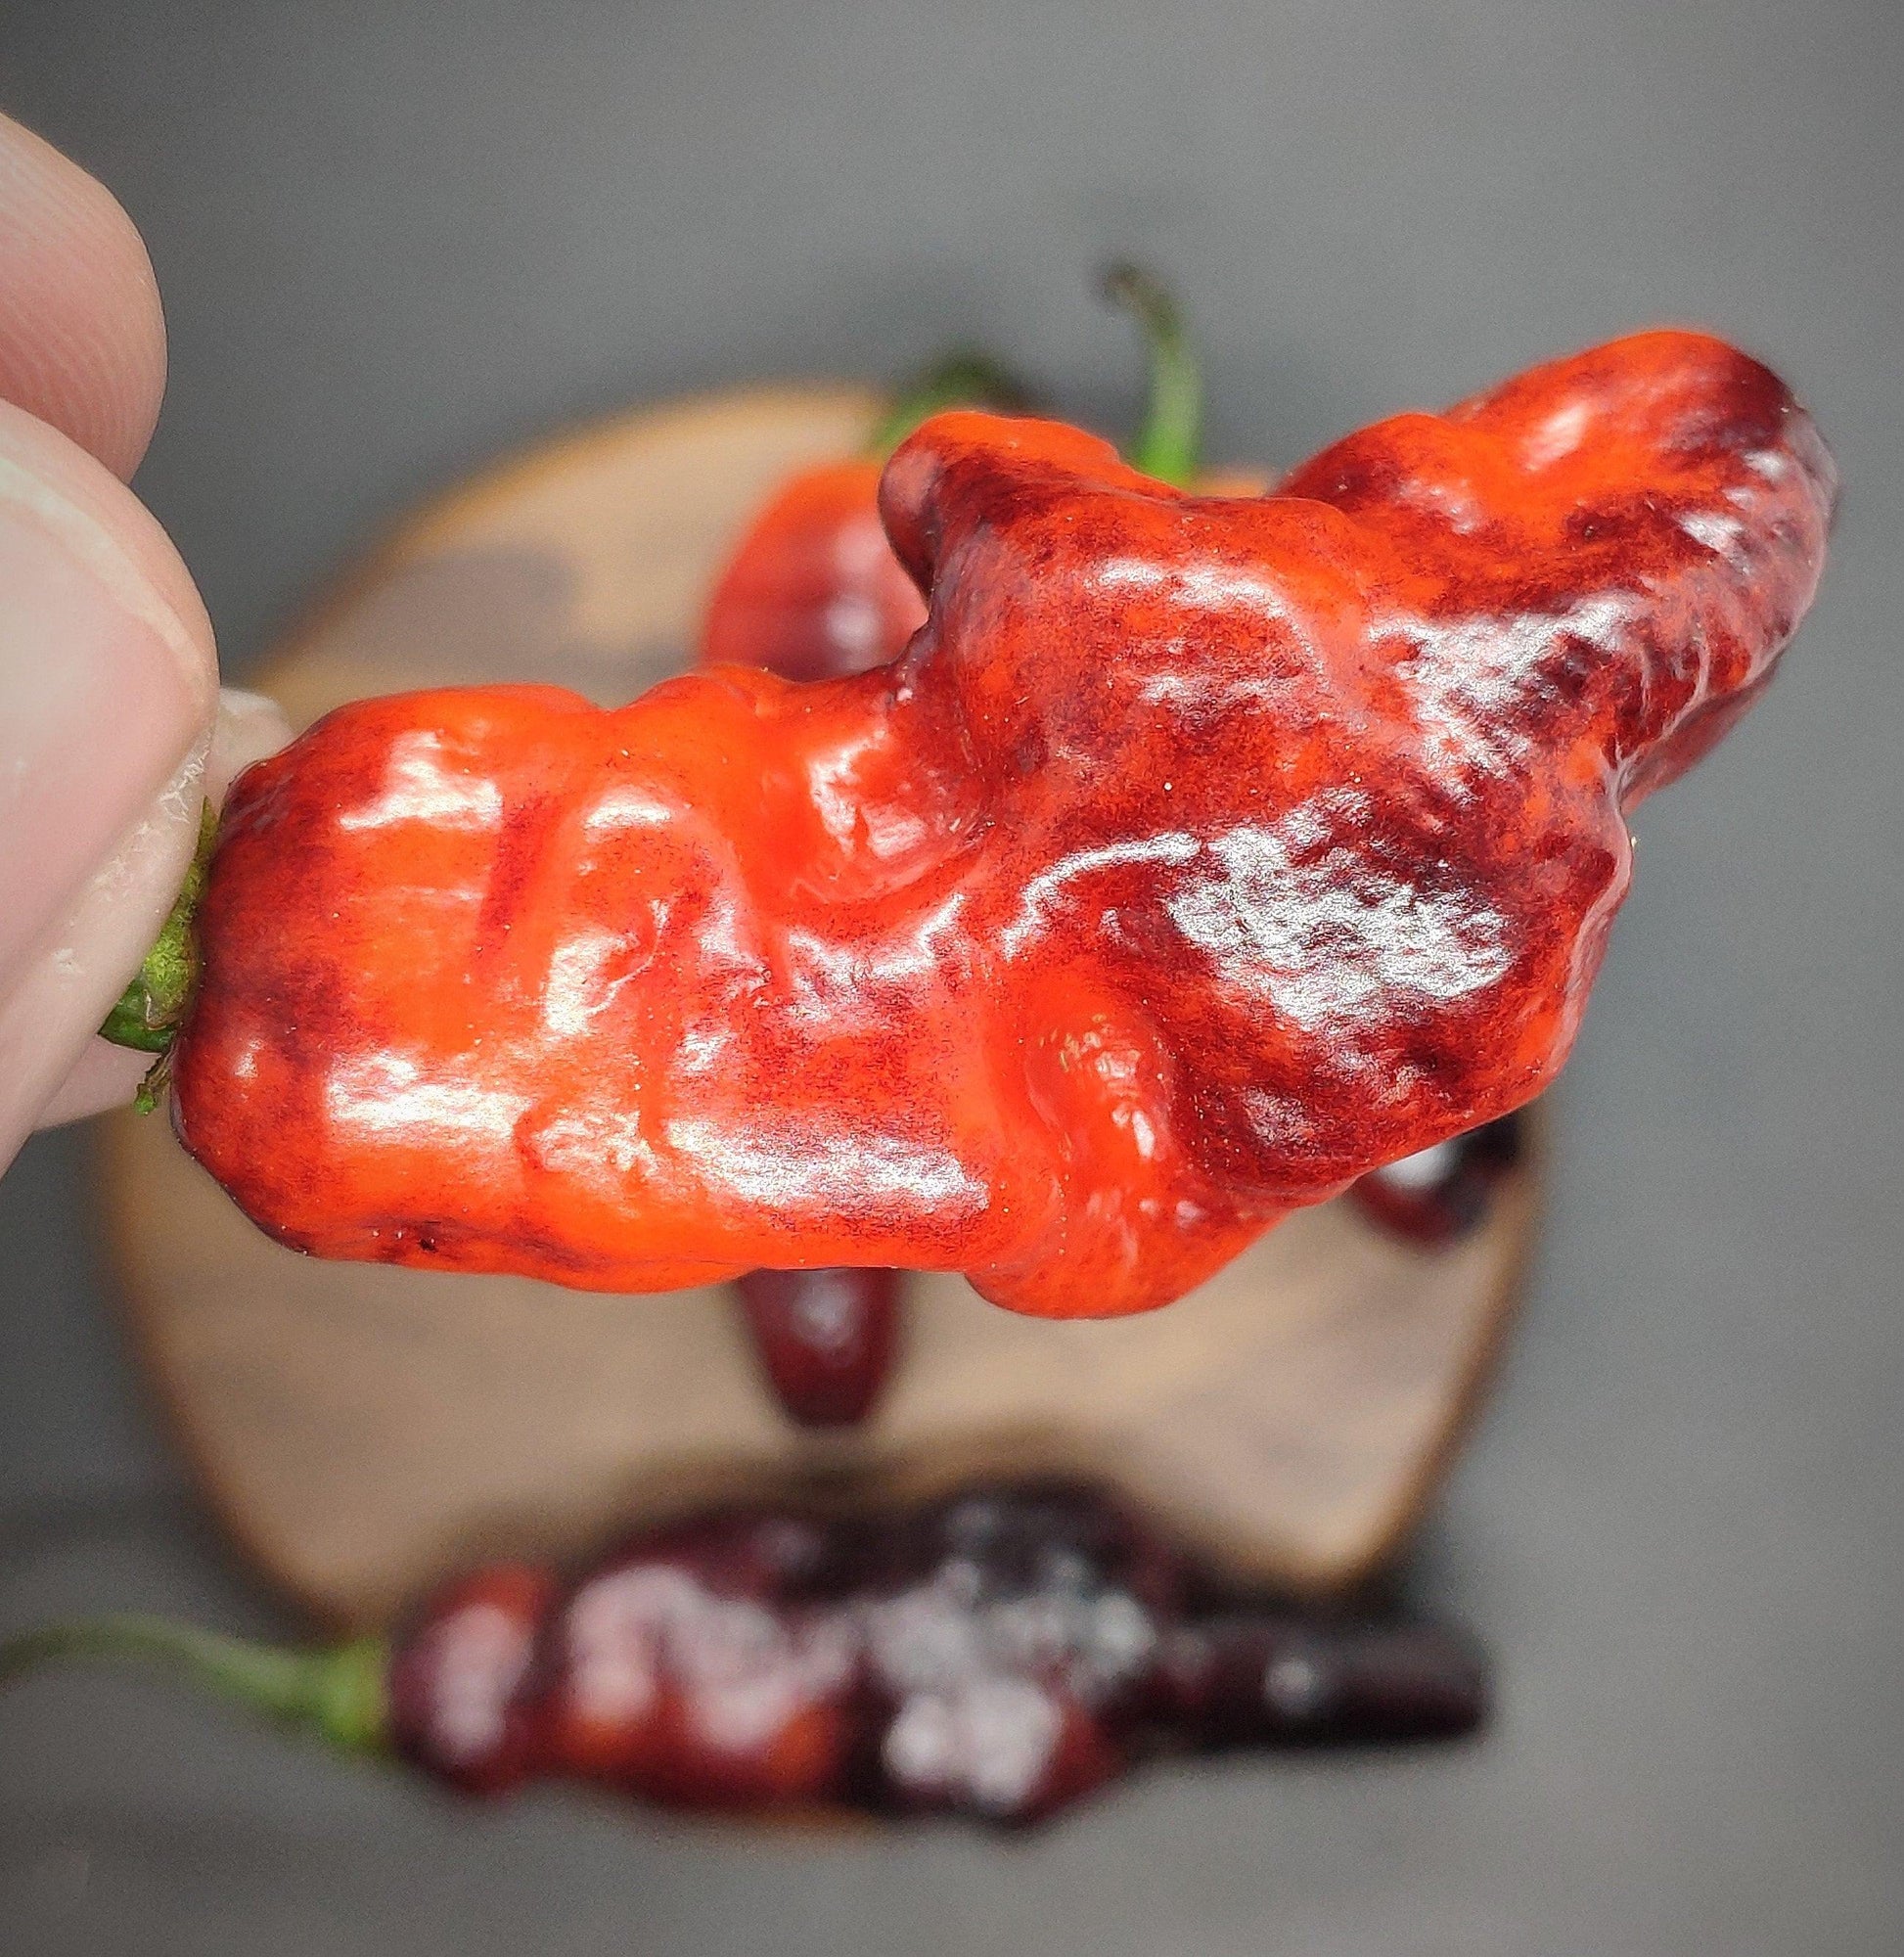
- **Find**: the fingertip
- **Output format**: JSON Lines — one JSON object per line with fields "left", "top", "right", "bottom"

{"left": 0, "top": 397, "right": 217, "bottom": 1037}
{"left": 31, "top": 1036, "right": 153, "bottom": 1128}
{"left": 206, "top": 686, "right": 295, "bottom": 800}
{"left": 0, "top": 110, "right": 167, "bottom": 481}
{"left": 24, "top": 687, "right": 292, "bottom": 1142}
{"left": 0, "top": 393, "right": 214, "bottom": 702}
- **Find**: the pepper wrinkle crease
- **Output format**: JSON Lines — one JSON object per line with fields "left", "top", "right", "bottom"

{"left": 171, "top": 332, "right": 1834, "bottom": 1316}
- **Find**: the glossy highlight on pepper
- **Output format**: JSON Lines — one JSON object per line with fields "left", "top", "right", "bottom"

{"left": 169, "top": 332, "right": 1835, "bottom": 1315}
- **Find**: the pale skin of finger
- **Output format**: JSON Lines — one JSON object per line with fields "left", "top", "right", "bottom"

{"left": 0, "top": 114, "right": 283, "bottom": 1165}
{"left": 0, "top": 111, "right": 166, "bottom": 481}
{"left": 0, "top": 401, "right": 217, "bottom": 1165}
{"left": 32, "top": 688, "right": 293, "bottom": 1130}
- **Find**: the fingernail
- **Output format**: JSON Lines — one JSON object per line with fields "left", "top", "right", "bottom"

{"left": 205, "top": 685, "right": 293, "bottom": 802}
{"left": 0, "top": 450, "right": 210, "bottom": 979}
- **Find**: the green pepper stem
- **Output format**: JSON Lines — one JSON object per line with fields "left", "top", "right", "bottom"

{"left": 99, "top": 798, "right": 220, "bottom": 1109}
{"left": 868, "top": 348, "right": 1031, "bottom": 458}
{"left": 0, "top": 1616, "right": 389, "bottom": 1755}
{"left": 1101, "top": 263, "right": 1203, "bottom": 488}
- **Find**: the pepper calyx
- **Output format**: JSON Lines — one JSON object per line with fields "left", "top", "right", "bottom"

{"left": 99, "top": 798, "right": 219, "bottom": 1110}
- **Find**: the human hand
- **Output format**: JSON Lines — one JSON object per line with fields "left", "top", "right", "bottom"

{"left": 0, "top": 111, "right": 287, "bottom": 1170}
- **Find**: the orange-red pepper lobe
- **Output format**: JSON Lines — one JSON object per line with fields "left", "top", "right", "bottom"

{"left": 172, "top": 333, "right": 1833, "bottom": 1316}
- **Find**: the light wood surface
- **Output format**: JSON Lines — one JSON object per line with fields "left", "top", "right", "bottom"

{"left": 97, "top": 385, "right": 1543, "bottom": 1630}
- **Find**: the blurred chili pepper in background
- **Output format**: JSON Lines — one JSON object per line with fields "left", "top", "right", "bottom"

{"left": 0, "top": 1479, "right": 1487, "bottom": 1827}
{"left": 701, "top": 348, "right": 1029, "bottom": 683}
{"left": 1349, "top": 1115, "right": 1527, "bottom": 1247}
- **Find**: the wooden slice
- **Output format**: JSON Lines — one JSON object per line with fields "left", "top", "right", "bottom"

{"left": 96, "top": 386, "right": 1544, "bottom": 1630}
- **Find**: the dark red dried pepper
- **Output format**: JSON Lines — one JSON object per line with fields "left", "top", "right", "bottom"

{"left": 144, "top": 329, "right": 1830, "bottom": 1317}
{"left": 0, "top": 1480, "right": 1486, "bottom": 1826}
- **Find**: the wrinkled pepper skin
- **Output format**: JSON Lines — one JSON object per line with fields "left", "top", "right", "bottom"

{"left": 171, "top": 332, "right": 1834, "bottom": 1316}
{"left": 703, "top": 451, "right": 922, "bottom": 1426}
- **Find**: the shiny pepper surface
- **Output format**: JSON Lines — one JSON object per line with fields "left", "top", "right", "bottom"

{"left": 700, "top": 442, "right": 929, "bottom": 1426}
{"left": 172, "top": 332, "right": 1834, "bottom": 1315}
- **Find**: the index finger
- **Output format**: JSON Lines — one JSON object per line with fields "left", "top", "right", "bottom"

{"left": 0, "top": 109, "right": 166, "bottom": 480}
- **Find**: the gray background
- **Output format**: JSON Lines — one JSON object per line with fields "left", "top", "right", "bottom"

{"left": 2, "top": 1, "right": 1900, "bottom": 1951}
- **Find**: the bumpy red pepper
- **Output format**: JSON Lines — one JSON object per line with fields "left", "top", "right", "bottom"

{"left": 0, "top": 1480, "right": 1487, "bottom": 1827}
{"left": 163, "top": 331, "right": 1833, "bottom": 1316}
{"left": 702, "top": 277, "right": 1519, "bottom": 1274}
{"left": 707, "top": 421, "right": 922, "bottom": 1421}
{"left": 703, "top": 353, "right": 1034, "bottom": 1423}
{"left": 705, "top": 285, "right": 1195, "bottom": 1416}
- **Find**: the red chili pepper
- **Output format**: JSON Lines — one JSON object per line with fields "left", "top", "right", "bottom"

{"left": 135, "top": 328, "right": 1830, "bottom": 1317}
{"left": 702, "top": 351, "right": 1032, "bottom": 1424}
{"left": 733, "top": 1265, "right": 901, "bottom": 1427}
{"left": 701, "top": 448, "right": 924, "bottom": 681}
{"left": 0, "top": 1480, "right": 1487, "bottom": 1826}
{"left": 702, "top": 278, "right": 1187, "bottom": 1417}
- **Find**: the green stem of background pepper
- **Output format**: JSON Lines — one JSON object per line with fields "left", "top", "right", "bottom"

{"left": 0, "top": 1616, "right": 389, "bottom": 1754}
{"left": 872, "top": 264, "right": 1203, "bottom": 485}
{"left": 868, "top": 348, "right": 1033, "bottom": 456}
{"left": 1101, "top": 262, "right": 1203, "bottom": 488}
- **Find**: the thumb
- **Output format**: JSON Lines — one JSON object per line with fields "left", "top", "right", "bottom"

{"left": 0, "top": 397, "right": 220, "bottom": 1165}
{"left": 30, "top": 686, "right": 291, "bottom": 1132}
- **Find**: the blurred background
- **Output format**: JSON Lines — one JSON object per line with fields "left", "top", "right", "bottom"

{"left": 2, "top": 2, "right": 1900, "bottom": 1951}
